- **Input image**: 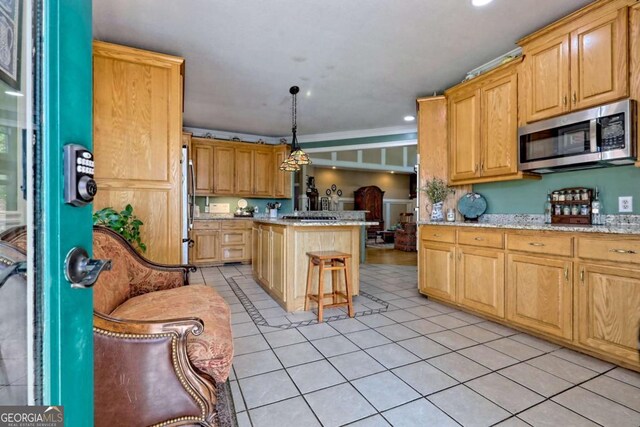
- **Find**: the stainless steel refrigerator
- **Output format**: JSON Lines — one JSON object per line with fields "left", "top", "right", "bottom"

{"left": 181, "top": 146, "right": 195, "bottom": 263}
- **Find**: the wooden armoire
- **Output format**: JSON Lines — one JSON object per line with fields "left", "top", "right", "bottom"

{"left": 93, "top": 41, "right": 184, "bottom": 264}
{"left": 354, "top": 186, "right": 385, "bottom": 239}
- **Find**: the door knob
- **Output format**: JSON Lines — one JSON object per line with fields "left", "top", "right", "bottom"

{"left": 64, "top": 247, "right": 112, "bottom": 288}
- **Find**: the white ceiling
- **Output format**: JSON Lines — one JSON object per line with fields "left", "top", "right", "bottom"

{"left": 93, "top": 0, "right": 592, "bottom": 137}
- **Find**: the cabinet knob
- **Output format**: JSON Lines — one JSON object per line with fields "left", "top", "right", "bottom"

{"left": 474, "top": 237, "right": 484, "bottom": 241}
{"left": 563, "top": 95, "right": 568, "bottom": 107}
{"left": 564, "top": 267, "right": 569, "bottom": 281}
{"left": 528, "top": 242, "right": 545, "bottom": 247}
{"left": 572, "top": 92, "right": 577, "bottom": 105}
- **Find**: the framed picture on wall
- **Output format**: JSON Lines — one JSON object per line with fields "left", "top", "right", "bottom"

{"left": 0, "top": 0, "right": 21, "bottom": 90}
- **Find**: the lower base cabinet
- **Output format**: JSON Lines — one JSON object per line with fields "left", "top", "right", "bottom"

{"left": 190, "top": 220, "right": 252, "bottom": 266}
{"left": 192, "top": 230, "right": 219, "bottom": 264}
{"left": 419, "top": 241, "right": 456, "bottom": 302}
{"left": 456, "top": 247, "right": 505, "bottom": 318}
{"left": 253, "top": 224, "right": 287, "bottom": 303}
{"left": 577, "top": 263, "right": 640, "bottom": 365}
{"left": 419, "top": 225, "right": 640, "bottom": 372}
{"left": 507, "top": 254, "right": 573, "bottom": 340}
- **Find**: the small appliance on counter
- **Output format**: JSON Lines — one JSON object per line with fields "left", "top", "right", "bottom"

{"left": 457, "top": 192, "right": 487, "bottom": 222}
{"left": 549, "top": 187, "right": 594, "bottom": 225}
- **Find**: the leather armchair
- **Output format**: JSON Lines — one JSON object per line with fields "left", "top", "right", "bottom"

{"left": 394, "top": 222, "right": 417, "bottom": 252}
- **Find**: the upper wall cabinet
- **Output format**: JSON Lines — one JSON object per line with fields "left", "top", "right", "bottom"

{"left": 520, "top": 1, "right": 630, "bottom": 123}
{"left": 191, "top": 138, "right": 292, "bottom": 198}
{"left": 447, "top": 60, "right": 532, "bottom": 185}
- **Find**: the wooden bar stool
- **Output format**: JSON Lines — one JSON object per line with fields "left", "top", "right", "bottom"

{"left": 304, "top": 251, "right": 354, "bottom": 322}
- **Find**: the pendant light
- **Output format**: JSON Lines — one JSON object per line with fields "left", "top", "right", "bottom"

{"left": 279, "top": 86, "right": 311, "bottom": 171}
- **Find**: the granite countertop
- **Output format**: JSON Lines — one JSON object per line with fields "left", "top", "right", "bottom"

{"left": 253, "top": 218, "right": 379, "bottom": 227}
{"left": 417, "top": 220, "right": 640, "bottom": 235}
{"left": 194, "top": 216, "right": 254, "bottom": 221}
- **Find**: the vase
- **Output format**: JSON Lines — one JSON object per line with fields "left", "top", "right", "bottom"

{"left": 430, "top": 202, "right": 445, "bottom": 222}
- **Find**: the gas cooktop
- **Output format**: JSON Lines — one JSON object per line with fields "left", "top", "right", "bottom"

{"left": 281, "top": 215, "right": 339, "bottom": 222}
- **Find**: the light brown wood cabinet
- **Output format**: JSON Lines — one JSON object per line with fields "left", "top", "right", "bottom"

{"left": 252, "top": 225, "right": 261, "bottom": 278}
{"left": 253, "top": 148, "right": 274, "bottom": 197}
{"left": 192, "top": 229, "right": 220, "bottom": 264}
{"left": 191, "top": 138, "right": 291, "bottom": 198}
{"left": 577, "top": 262, "right": 640, "bottom": 366}
{"left": 253, "top": 223, "right": 287, "bottom": 302}
{"left": 273, "top": 145, "right": 292, "bottom": 198}
{"left": 193, "top": 142, "right": 214, "bottom": 194}
{"left": 419, "top": 224, "right": 640, "bottom": 371}
{"left": 520, "top": 1, "right": 630, "bottom": 123}
{"left": 507, "top": 254, "right": 573, "bottom": 340}
{"left": 190, "top": 220, "right": 252, "bottom": 266}
{"left": 447, "top": 60, "right": 528, "bottom": 185}
{"left": 419, "top": 240, "right": 456, "bottom": 302}
{"left": 212, "top": 143, "right": 235, "bottom": 195}
{"left": 234, "top": 147, "right": 254, "bottom": 196}
{"left": 456, "top": 246, "right": 505, "bottom": 318}
{"left": 93, "top": 41, "right": 184, "bottom": 264}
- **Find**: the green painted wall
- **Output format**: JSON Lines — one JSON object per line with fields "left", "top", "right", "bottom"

{"left": 473, "top": 165, "right": 640, "bottom": 214}
{"left": 300, "top": 132, "right": 417, "bottom": 149}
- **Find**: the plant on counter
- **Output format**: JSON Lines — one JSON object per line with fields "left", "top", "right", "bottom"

{"left": 421, "top": 177, "right": 454, "bottom": 222}
{"left": 93, "top": 204, "right": 147, "bottom": 253}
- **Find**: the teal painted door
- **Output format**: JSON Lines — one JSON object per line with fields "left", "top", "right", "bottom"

{"left": 41, "top": 0, "right": 94, "bottom": 424}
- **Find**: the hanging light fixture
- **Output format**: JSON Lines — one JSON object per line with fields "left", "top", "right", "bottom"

{"left": 279, "top": 86, "right": 311, "bottom": 171}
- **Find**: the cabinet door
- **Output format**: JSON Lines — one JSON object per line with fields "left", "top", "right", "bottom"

{"left": 260, "top": 226, "right": 271, "bottom": 286}
{"left": 507, "top": 255, "right": 572, "bottom": 339}
{"left": 274, "top": 146, "right": 292, "bottom": 198}
{"left": 192, "top": 230, "right": 219, "bottom": 264}
{"left": 252, "top": 226, "right": 261, "bottom": 278}
{"left": 524, "top": 34, "right": 570, "bottom": 122}
{"left": 253, "top": 149, "right": 274, "bottom": 197}
{"left": 481, "top": 72, "right": 518, "bottom": 177}
{"left": 193, "top": 143, "right": 213, "bottom": 194}
{"left": 270, "top": 227, "right": 286, "bottom": 301}
{"left": 570, "top": 8, "right": 628, "bottom": 110}
{"left": 449, "top": 89, "right": 481, "bottom": 181}
{"left": 234, "top": 147, "right": 254, "bottom": 196}
{"left": 212, "top": 145, "right": 235, "bottom": 194}
{"left": 577, "top": 263, "right": 640, "bottom": 365}
{"left": 419, "top": 241, "right": 456, "bottom": 302}
{"left": 457, "top": 247, "right": 505, "bottom": 318}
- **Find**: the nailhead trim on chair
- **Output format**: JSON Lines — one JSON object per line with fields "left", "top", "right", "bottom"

{"left": 94, "top": 328, "right": 207, "bottom": 425}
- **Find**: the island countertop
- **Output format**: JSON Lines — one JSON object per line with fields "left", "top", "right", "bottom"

{"left": 253, "top": 218, "right": 380, "bottom": 227}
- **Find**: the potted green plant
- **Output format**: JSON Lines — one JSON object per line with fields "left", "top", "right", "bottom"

{"left": 421, "top": 178, "right": 454, "bottom": 222}
{"left": 93, "top": 204, "right": 147, "bottom": 253}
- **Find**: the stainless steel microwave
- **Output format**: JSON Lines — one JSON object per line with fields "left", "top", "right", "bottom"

{"left": 518, "top": 99, "right": 636, "bottom": 173}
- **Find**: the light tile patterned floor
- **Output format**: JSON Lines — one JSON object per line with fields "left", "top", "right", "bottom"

{"left": 191, "top": 264, "right": 640, "bottom": 427}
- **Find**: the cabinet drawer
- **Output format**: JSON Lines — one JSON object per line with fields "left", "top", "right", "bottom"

{"left": 221, "top": 246, "right": 247, "bottom": 261}
{"left": 221, "top": 231, "right": 248, "bottom": 246}
{"left": 458, "top": 229, "right": 504, "bottom": 249}
{"left": 220, "top": 220, "right": 252, "bottom": 229}
{"left": 507, "top": 233, "right": 573, "bottom": 257}
{"left": 577, "top": 237, "right": 640, "bottom": 265}
{"left": 420, "top": 226, "right": 456, "bottom": 244}
{"left": 192, "top": 221, "right": 221, "bottom": 230}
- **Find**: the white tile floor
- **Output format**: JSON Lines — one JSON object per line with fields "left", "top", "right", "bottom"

{"left": 191, "top": 264, "right": 640, "bottom": 427}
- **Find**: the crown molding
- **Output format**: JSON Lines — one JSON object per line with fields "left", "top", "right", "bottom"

{"left": 296, "top": 125, "right": 417, "bottom": 144}
{"left": 183, "top": 126, "right": 281, "bottom": 144}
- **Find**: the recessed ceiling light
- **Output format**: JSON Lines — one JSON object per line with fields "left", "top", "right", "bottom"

{"left": 306, "top": 90, "right": 312, "bottom": 97}
{"left": 5, "top": 90, "right": 23, "bottom": 97}
{"left": 332, "top": 166, "right": 336, "bottom": 169}
{"left": 390, "top": 171, "right": 395, "bottom": 174}
{"left": 404, "top": 115, "right": 415, "bottom": 122}
{"left": 472, "top": 0, "right": 494, "bottom": 7}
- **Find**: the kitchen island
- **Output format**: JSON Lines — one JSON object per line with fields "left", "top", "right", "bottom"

{"left": 251, "top": 218, "right": 377, "bottom": 312}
